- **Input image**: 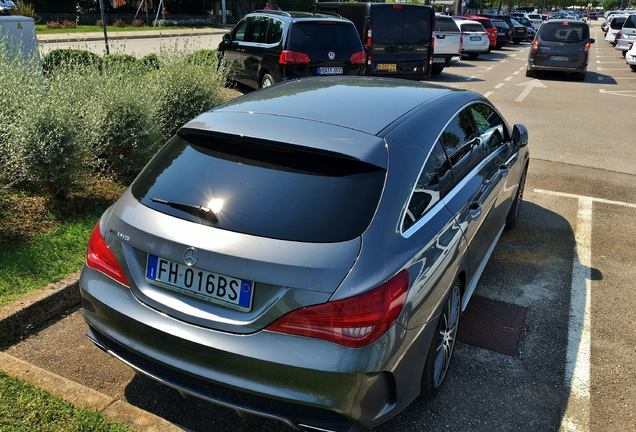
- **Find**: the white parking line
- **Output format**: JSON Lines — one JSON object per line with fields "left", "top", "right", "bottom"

{"left": 535, "top": 189, "right": 636, "bottom": 431}
{"left": 495, "top": 83, "right": 504, "bottom": 88}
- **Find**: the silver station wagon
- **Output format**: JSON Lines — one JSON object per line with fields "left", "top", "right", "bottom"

{"left": 80, "top": 77, "right": 529, "bottom": 432}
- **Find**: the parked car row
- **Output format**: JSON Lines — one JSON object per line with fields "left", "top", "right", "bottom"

{"left": 599, "top": 11, "right": 636, "bottom": 72}
{"left": 217, "top": 5, "right": 540, "bottom": 89}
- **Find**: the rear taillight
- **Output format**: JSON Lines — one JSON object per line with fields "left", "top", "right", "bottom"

{"left": 266, "top": 270, "right": 409, "bottom": 348}
{"left": 86, "top": 221, "right": 130, "bottom": 286}
{"left": 350, "top": 51, "right": 366, "bottom": 64}
{"left": 531, "top": 39, "right": 539, "bottom": 53}
{"left": 364, "top": 24, "right": 372, "bottom": 48}
{"left": 615, "top": 31, "right": 622, "bottom": 40}
{"left": 279, "top": 50, "right": 310, "bottom": 65}
{"left": 584, "top": 41, "right": 591, "bottom": 54}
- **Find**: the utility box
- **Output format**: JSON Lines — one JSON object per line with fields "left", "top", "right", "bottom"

{"left": 0, "top": 15, "right": 38, "bottom": 61}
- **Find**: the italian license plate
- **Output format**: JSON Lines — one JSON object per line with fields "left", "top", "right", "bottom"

{"left": 519, "top": 29, "right": 526, "bottom": 33}
{"left": 550, "top": 56, "right": 569, "bottom": 62}
{"left": 318, "top": 67, "right": 343, "bottom": 75}
{"left": 433, "top": 57, "right": 445, "bottom": 63}
{"left": 470, "top": 36, "right": 481, "bottom": 41}
{"left": 376, "top": 63, "right": 397, "bottom": 71}
{"left": 146, "top": 254, "right": 254, "bottom": 311}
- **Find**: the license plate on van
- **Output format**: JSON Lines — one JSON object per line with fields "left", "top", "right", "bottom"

{"left": 549, "top": 56, "right": 569, "bottom": 62}
{"left": 318, "top": 67, "right": 343, "bottom": 75}
{"left": 376, "top": 63, "right": 397, "bottom": 71}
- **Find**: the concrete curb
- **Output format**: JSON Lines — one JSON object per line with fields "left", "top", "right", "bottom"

{"left": 0, "top": 352, "right": 185, "bottom": 431}
{"left": 0, "top": 275, "right": 185, "bottom": 431}
{"left": 37, "top": 27, "right": 228, "bottom": 43}
{"left": 0, "top": 271, "right": 82, "bottom": 345}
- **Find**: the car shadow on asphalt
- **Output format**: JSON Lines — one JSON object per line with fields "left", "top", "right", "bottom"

{"left": 531, "top": 71, "right": 617, "bottom": 85}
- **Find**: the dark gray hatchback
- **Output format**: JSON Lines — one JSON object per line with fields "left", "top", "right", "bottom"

{"left": 80, "top": 77, "right": 529, "bottom": 432}
{"left": 526, "top": 19, "right": 595, "bottom": 80}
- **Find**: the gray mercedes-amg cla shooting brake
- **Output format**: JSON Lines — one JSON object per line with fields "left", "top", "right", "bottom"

{"left": 80, "top": 76, "right": 529, "bottom": 432}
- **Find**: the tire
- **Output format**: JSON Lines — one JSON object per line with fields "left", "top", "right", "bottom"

{"left": 630, "top": 65, "right": 636, "bottom": 72}
{"left": 260, "top": 73, "right": 274, "bottom": 88}
{"left": 622, "top": 50, "right": 627, "bottom": 58}
{"left": 505, "top": 165, "right": 527, "bottom": 229}
{"left": 431, "top": 64, "right": 444, "bottom": 75}
{"left": 421, "top": 281, "right": 461, "bottom": 397}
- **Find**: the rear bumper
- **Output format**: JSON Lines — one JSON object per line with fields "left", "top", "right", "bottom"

{"left": 80, "top": 269, "right": 430, "bottom": 431}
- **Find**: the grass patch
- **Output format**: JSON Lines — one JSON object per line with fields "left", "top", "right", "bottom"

{"left": 35, "top": 24, "right": 215, "bottom": 35}
{"left": 0, "top": 371, "right": 132, "bottom": 431}
{"left": 0, "top": 179, "right": 125, "bottom": 307}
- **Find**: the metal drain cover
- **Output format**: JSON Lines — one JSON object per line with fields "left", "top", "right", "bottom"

{"left": 457, "top": 295, "right": 527, "bottom": 357}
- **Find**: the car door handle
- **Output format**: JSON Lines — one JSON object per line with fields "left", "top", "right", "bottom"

{"left": 469, "top": 201, "right": 483, "bottom": 220}
{"left": 498, "top": 164, "right": 510, "bottom": 177}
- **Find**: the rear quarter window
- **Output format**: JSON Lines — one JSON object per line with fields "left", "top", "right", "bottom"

{"left": 624, "top": 14, "right": 636, "bottom": 28}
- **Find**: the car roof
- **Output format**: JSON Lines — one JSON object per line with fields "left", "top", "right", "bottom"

{"left": 180, "top": 77, "right": 473, "bottom": 166}
{"left": 247, "top": 10, "right": 352, "bottom": 22}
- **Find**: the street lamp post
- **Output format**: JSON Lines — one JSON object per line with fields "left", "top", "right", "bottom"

{"left": 98, "top": 0, "right": 110, "bottom": 55}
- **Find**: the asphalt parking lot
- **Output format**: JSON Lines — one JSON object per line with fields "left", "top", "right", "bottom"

{"left": 3, "top": 22, "right": 636, "bottom": 432}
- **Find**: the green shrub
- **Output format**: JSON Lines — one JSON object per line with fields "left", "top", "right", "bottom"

{"left": 12, "top": 99, "right": 86, "bottom": 199}
{"left": 139, "top": 53, "right": 160, "bottom": 71}
{"left": 0, "top": 41, "right": 43, "bottom": 189}
{"left": 100, "top": 53, "right": 138, "bottom": 74}
{"left": 42, "top": 49, "right": 101, "bottom": 75}
{"left": 148, "top": 54, "right": 228, "bottom": 141}
{"left": 185, "top": 49, "right": 219, "bottom": 68}
{"left": 12, "top": 1, "right": 36, "bottom": 17}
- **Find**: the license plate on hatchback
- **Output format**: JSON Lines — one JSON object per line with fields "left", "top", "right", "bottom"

{"left": 146, "top": 254, "right": 254, "bottom": 311}
{"left": 549, "top": 56, "right": 570, "bottom": 62}
{"left": 318, "top": 67, "right": 343, "bottom": 75}
{"left": 470, "top": 36, "right": 481, "bottom": 41}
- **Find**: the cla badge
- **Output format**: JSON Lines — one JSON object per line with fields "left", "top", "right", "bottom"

{"left": 183, "top": 247, "right": 199, "bottom": 267}
{"left": 328, "top": 51, "right": 336, "bottom": 60}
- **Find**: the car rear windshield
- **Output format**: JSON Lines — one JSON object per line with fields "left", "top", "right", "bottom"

{"left": 610, "top": 17, "right": 626, "bottom": 29}
{"left": 461, "top": 23, "right": 485, "bottom": 32}
{"left": 131, "top": 132, "right": 386, "bottom": 243}
{"left": 289, "top": 21, "right": 362, "bottom": 52}
{"left": 434, "top": 17, "right": 459, "bottom": 32}
{"left": 492, "top": 20, "right": 509, "bottom": 29}
{"left": 539, "top": 22, "right": 588, "bottom": 42}
{"left": 373, "top": 5, "right": 432, "bottom": 45}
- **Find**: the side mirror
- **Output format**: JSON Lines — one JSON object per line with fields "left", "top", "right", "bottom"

{"left": 222, "top": 33, "right": 231, "bottom": 44}
{"left": 512, "top": 124, "right": 529, "bottom": 148}
{"left": 589, "top": 38, "right": 595, "bottom": 44}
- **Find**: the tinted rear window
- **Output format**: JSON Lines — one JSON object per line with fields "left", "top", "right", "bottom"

{"left": 373, "top": 5, "right": 431, "bottom": 45}
{"left": 492, "top": 20, "right": 509, "bottom": 29}
{"left": 131, "top": 133, "right": 385, "bottom": 243}
{"left": 539, "top": 22, "right": 588, "bottom": 42}
{"left": 461, "top": 23, "right": 485, "bottom": 32}
{"left": 289, "top": 21, "right": 362, "bottom": 52}
{"left": 435, "top": 17, "right": 459, "bottom": 32}
{"left": 625, "top": 14, "right": 636, "bottom": 28}
{"left": 611, "top": 17, "right": 626, "bottom": 29}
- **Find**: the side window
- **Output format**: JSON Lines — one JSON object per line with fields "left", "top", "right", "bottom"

{"left": 244, "top": 16, "right": 269, "bottom": 43}
{"left": 265, "top": 18, "right": 284, "bottom": 44}
{"left": 402, "top": 142, "right": 453, "bottom": 232}
{"left": 439, "top": 108, "right": 481, "bottom": 183}
{"left": 469, "top": 103, "right": 506, "bottom": 157}
{"left": 232, "top": 18, "right": 250, "bottom": 42}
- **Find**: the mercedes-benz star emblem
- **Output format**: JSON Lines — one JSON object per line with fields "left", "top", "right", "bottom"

{"left": 183, "top": 247, "right": 199, "bottom": 267}
{"left": 328, "top": 51, "right": 336, "bottom": 60}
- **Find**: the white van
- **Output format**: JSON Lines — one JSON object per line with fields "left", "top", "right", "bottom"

{"left": 0, "top": 15, "right": 39, "bottom": 61}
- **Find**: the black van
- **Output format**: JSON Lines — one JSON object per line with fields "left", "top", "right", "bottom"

{"left": 310, "top": 2, "right": 435, "bottom": 80}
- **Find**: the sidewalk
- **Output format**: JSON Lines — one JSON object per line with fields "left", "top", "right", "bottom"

{"left": 37, "top": 26, "right": 228, "bottom": 43}
{"left": 0, "top": 274, "right": 186, "bottom": 431}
